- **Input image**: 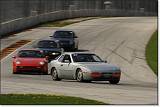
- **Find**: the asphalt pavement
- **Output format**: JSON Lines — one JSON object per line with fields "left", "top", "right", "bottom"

{"left": 0, "top": 17, "right": 158, "bottom": 104}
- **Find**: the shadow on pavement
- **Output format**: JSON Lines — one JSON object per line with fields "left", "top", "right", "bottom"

{"left": 59, "top": 79, "right": 157, "bottom": 88}
{"left": 14, "top": 72, "right": 49, "bottom": 75}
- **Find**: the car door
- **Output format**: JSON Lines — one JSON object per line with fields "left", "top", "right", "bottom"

{"left": 60, "top": 54, "right": 74, "bottom": 79}
{"left": 55, "top": 55, "right": 65, "bottom": 78}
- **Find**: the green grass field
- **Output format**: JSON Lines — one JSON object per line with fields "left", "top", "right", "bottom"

{"left": 0, "top": 94, "right": 105, "bottom": 105}
{"left": 146, "top": 30, "right": 158, "bottom": 75}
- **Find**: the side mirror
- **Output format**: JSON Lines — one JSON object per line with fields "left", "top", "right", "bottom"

{"left": 64, "top": 60, "right": 70, "bottom": 63}
{"left": 12, "top": 56, "right": 16, "bottom": 58}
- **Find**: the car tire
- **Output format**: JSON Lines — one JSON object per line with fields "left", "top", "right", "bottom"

{"left": 51, "top": 68, "right": 61, "bottom": 81}
{"left": 109, "top": 79, "right": 120, "bottom": 84}
{"left": 76, "top": 69, "right": 84, "bottom": 82}
{"left": 83, "top": 80, "right": 91, "bottom": 83}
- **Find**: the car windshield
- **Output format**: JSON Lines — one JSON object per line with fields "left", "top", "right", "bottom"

{"left": 72, "top": 54, "right": 103, "bottom": 62}
{"left": 54, "top": 31, "right": 74, "bottom": 38}
{"left": 18, "top": 50, "right": 45, "bottom": 58}
{"left": 37, "top": 41, "right": 57, "bottom": 48}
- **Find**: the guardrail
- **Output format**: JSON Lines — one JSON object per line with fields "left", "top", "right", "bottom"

{"left": 0, "top": 9, "right": 156, "bottom": 38}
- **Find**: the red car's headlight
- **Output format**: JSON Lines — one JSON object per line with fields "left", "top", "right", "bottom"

{"left": 39, "top": 61, "right": 45, "bottom": 65}
{"left": 16, "top": 61, "right": 21, "bottom": 64}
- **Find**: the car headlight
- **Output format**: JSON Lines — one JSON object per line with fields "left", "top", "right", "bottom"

{"left": 52, "top": 52, "right": 58, "bottom": 55}
{"left": 39, "top": 61, "right": 45, "bottom": 65}
{"left": 55, "top": 40, "right": 59, "bottom": 42}
{"left": 16, "top": 61, "right": 21, "bottom": 64}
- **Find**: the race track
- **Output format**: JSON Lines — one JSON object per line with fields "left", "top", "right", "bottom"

{"left": 1, "top": 17, "right": 157, "bottom": 104}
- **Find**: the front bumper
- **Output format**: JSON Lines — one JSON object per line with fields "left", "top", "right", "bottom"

{"left": 83, "top": 72, "right": 121, "bottom": 81}
{"left": 59, "top": 43, "right": 75, "bottom": 49}
{"left": 15, "top": 65, "right": 48, "bottom": 73}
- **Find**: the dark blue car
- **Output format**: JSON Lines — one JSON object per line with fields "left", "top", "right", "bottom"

{"left": 50, "top": 30, "right": 78, "bottom": 51}
{"left": 34, "top": 40, "right": 63, "bottom": 62}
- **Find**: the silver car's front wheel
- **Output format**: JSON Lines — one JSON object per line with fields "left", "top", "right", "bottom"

{"left": 77, "top": 69, "right": 83, "bottom": 82}
{"left": 51, "top": 68, "right": 61, "bottom": 81}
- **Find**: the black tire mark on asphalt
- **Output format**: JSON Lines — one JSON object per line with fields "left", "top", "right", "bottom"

{"left": 78, "top": 19, "right": 125, "bottom": 48}
{"left": 103, "top": 40, "right": 155, "bottom": 83}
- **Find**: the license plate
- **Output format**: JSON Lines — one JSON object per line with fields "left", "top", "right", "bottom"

{"left": 103, "top": 74, "right": 112, "bottom": 77}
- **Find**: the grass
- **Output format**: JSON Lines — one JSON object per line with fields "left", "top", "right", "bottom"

{"left": 0, "top": 94, "right": 106, "bottom": 105}
{"left": 146, "top": 30, "right": 158, "bottom": 75}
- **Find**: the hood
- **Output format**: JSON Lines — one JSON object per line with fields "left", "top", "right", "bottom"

{"left": 52, "top": 38, "right": 74, "bottom": 41}
{"left": 16, "top": 58, "right": 46, "bottom": 66}
{"left": 77, "top": 62, "right": 120, "bottom": 72}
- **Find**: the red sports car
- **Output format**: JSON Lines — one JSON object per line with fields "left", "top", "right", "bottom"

{"left": 12, "top": 49, "right": 48, "bottom": 74}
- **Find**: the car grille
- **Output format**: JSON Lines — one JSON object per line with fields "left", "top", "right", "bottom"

{"left": 102, "top": 72, "right": 113, "bottom": 74}
{"left": 16, "top": 66, "right": 42, "bottom": 71}
{"left": 102, "top": 72, "right": 112, "bottom": 76}
{"left": 59, "top": 40, "right": 70, "bottom": 45}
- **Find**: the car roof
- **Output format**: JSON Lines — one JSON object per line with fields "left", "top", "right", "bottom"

{"left": 63, "top": 52, "right": 95, "bottom": 55}
{"left": 38, "top": 39, "right": 57, "bottom": 42}
{"left": 55, "top": 29, "right": 74, "bottom": 32}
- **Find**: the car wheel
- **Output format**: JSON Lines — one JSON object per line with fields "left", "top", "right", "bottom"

{"left": 76, "top": 69, "right": 83, "bottom": 82}
{"left": 51, "top": 68, "right": 61, "bottom": 81}
{"left": 109, "top": 79, "right": 120, "bottom": 84}
{"left": 83, "top": 80, "right": 91, "bottom": 83}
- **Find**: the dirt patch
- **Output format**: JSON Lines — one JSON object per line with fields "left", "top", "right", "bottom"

{"left": 0, "top": 40, "right": 31, "bottom": 60}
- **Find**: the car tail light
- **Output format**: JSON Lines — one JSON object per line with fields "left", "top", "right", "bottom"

{"left": 91, "top": 72, "right": 102, "bottom": 78}
{"left": 112, "top": 72, "right": 121, "bottom": 77}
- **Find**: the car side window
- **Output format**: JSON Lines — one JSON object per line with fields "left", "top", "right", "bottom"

{"left": 58, "top": 55, "right": 64, "bottom": 62}
{"left": 62, "top": 55, "right": 71, "bottom": 63}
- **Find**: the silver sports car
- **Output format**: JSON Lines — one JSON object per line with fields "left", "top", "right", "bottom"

{"left": 50, "top": 52, "right": 121, "bottom": 84}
